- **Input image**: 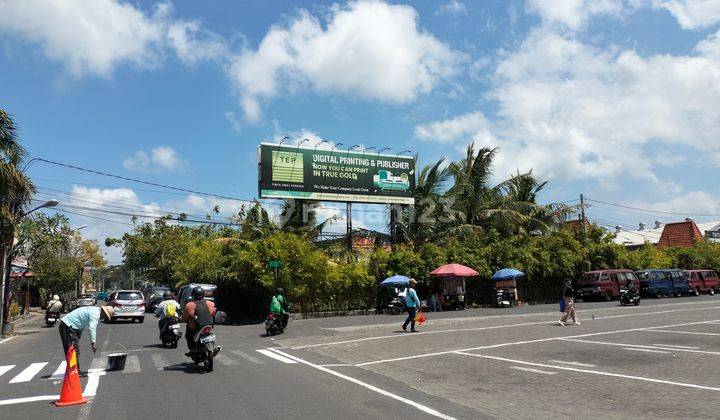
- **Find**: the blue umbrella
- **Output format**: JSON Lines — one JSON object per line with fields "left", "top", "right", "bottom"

{"left": 380, "top": 275, "right": 410, "bottom": 286}
{"left": 492, "top": 268, "right": 525, "bottom": 280}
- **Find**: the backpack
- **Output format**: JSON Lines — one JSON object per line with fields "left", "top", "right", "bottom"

{"left": 165, "top": 302, "right": 177, "bottom": 318}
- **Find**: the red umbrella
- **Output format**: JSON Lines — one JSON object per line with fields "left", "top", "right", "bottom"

{"left": 430, "top": 263, "right": 479, "bottom": 277}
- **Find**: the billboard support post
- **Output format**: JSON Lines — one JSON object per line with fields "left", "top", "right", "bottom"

{"left": 346, "top": 202, "right": 352, "bottom": 251}
{"left": 390, "top": 205, "right": 397, "bottom": 245}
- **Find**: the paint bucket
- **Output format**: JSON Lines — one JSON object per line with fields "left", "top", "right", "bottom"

{"left": 106, "top": 344, "right": 127, "bottom": 371}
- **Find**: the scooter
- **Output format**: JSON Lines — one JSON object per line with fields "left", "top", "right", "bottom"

{"left": 620, "top": 288, "right": 640, "bottom": 306}
{"left": 45, "top": 310, "right": 60, "bottom": 327}
{"left": 190, "top": 324, "right": 218, "bottom": 372}
{"left": 265, "top": 312, "right": 289, "bottom": 336}
{"left": 387, "top": 297, "right": 405, "bottom": 315}
{"left": 159, "top": 316, "right": 182, "bottom": 348}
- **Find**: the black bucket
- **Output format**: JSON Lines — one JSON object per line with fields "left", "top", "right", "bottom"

{"left": 107, "top": 344, "right": 127, "bottom": 371}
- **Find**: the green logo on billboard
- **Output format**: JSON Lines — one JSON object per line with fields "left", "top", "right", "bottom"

{"left": 272, "top": 151, "right": 304, "bottom": 183}
{"left": 373, "top": 170, "right": 410, "bottom": 191}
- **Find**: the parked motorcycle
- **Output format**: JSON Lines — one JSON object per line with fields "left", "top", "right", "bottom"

{"left": 386, "top": 297, "right": 405, "bottom": 315}
{"left": 159, "top": 316, "right": 182, "bottom": 348}
{"left": 620, "top": 288, "right": 640, "bottom": 306}
{"left": 45, "top": 310, "right": 61, "bottom": 327}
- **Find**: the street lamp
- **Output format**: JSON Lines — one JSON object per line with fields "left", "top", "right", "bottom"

{"left": 1, "top": 198, "right": 60, "bottom": 336}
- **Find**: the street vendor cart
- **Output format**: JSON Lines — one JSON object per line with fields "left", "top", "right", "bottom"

{"left": 429, "top": 263, "right": 479, "bottom": 311}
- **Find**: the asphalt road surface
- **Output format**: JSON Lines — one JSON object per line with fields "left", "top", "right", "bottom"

{"left": 2, "top": 296, "right": 720, "bottom": 419}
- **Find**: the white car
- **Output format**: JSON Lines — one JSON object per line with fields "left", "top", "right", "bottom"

{"left": 107, "top": 290, "right": 145, "bottom": 323}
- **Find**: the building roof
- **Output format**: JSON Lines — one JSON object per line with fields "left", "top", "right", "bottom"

{"left": 612, "top": 220, "right": 720, "bottom": 247}
{"left": 657, "top": 220, "right": 704, "bottom": 248}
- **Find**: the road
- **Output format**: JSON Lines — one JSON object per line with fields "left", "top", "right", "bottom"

{"left": 2, "top": 296, "right": 720, "bottom": 419}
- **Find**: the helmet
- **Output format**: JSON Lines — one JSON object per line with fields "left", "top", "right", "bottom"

{"left": 163, "top": 291, "right": 174, "bottom": 300}
{"left": 191, "top": 286, "right": 204, "bottom": 301}
{"left": 53, "top": 295, "right": 60, "bottom": 301}
{"left": 275, "top": 287, "right": 285, "bottom": 295}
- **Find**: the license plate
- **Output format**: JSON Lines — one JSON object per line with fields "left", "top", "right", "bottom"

{"left": 47, "top": 317, "right": 56, "bottom": 322}
{"left": 199, "top": 334, "right": 215, "bottom": 344}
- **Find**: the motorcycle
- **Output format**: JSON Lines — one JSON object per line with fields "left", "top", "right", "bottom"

{"left": 265, "top": 312, "right": 288, "bottom": 336}
{"left": 620, "top": 288, "right": 640, "bottom": 306}
{"left": 159, "top": 316, "right": 182, "bottom": 348}
{"left": 190, "top": 324, "right": 218, "bottom": 372}
{"left": 45, "top": 310, "right": 60, "bottom": 327}
{"left": 386, "top": 297, "right": 405, "bottom": 315}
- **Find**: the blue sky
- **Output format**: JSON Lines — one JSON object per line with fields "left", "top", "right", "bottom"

{"left": 2, "top": 0, "right": 720, "bottom": 263}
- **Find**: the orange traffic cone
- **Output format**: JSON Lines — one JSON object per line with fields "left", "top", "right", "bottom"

{"left": 54, "top": 344, "right": 88, "bottom": 407}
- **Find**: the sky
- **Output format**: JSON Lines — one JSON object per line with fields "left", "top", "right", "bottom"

{"left": 2, "top": 0, "right": 720, "bottom": 264}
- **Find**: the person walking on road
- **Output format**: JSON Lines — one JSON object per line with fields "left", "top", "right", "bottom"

{"left": 558, "top": 279, "right": 580, "bottom": 326}
{"left": 59, "top": 305, "right": 114, "bottom": 371}
{"left": 402, "top": 279, "right": 420, "bottom": 332}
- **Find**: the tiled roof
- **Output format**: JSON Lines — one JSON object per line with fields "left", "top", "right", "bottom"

{"left": 657, "top": 221, "right": 704, "bottom": 248}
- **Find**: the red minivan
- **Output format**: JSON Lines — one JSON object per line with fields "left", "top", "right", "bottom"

{"left": 576, "top": 269, "right": 640, "bottom": 301}
{"left": 684, "top": 270, "right": 720, "bottom": 296}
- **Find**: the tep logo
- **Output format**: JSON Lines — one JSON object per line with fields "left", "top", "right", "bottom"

{"left": 272, "top": 151, "right": 304, "bottom": 183}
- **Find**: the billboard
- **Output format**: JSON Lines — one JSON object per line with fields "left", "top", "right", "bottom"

{"left": 258, "top": 143, "right": 415, "bottom": 204}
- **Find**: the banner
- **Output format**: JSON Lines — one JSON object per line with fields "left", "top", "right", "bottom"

{"left": 258, "top": 143, "right": 415, "bottom": 204}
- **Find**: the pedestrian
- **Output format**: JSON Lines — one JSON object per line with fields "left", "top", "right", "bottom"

{"left": 558, "top": 279, "right": 580, "bottom": 326}
{"left": 58, "top": 305, "right": 114, "bottom": 371}
{"left": 402, "top": 279, "right": 420, "bottom": 332}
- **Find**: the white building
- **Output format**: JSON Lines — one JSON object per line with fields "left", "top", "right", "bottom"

{"left": 612, "top": 220, "right": 720, "bottom": 248}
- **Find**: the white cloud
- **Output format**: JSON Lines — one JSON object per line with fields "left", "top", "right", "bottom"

{"left": 651, "top": 0, "right": 720, "bottom": 30}
{"left": 0, "top": 0, "right": 224, "bottom": 77}
{"left": 525, "top": 0, "right": 624, "bottom": 30}
{"left": 228, "top": 0, "right": 462, "bottom": 122}
{"left": 224, "top": 111, "right": 242, "bottom": 132}
{"left": 415, "top": 26, "right": 720, "bottom": 186}
{"left": 436, "top": 0, "right": 468, "bottom": 17}
{"left": 123, "top": 146, "right": 187, "bottom": 172}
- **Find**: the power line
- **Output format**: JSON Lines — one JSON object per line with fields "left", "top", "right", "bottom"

{"left": 586, "top": 197, "right": 720, "bottom": 217}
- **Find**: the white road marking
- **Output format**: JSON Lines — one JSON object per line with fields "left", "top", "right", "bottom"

{"left": 355, "top": 319, "right": 720, "bottom": 367}
{"left": 83, "top": 368, "right": 106, "bottom": 397}
{"left": 214, "top": 354, "right": 238, "bottom": 365}
{"left": 256, "top": 349, "right": 298, "bottom": 364}
{"left": 652, "top": 344, "right": 700, "bottom": 350}
{"left": 0, "top": 365, "right": 15, "bottom": 377}
{"left": 320, "top": 364, "right": 353, "bottom": 367}
{"left": 151, "top": 354, "right": 169, "bottom": 371}
{"left": 0, "top": 395, "right": 58, "bottom": 406}
{"left": 548, "top": 360, "right": 597, "bottom": 367}
{"left": 642, "top": 329, "right": 720, "bottom": 337}
{"left": 123, "top": 355, "right": 141, "bottom": 373}
{"left": 455, "top": 352, "right": 720, "bottom": 392}
{"left": 9, "top": 362, "right": 47, "bottom": 383}
{"left": 89, "top": 358, "right": 105, "bottom": 371}
{"left": 0, "top": 337, "right": 15, "bottom": 346}
{"left": 49, "top": 361, "right": 66, "bottom": 380}
{"left": 623, "top": 347, "right": 670, "bottom": 354}
{"left": 267, "top": 348, "right": 457, "bottom": 420}
{"left": 231, "top": 349, "right": 265, "bottom": 364}
{"left": 511, "top": 366, "right": 557, "bottom": 375}
{"left": 292, "top": 306, "right": 720, "bottom": 350}
{"left": 561, "top": 338, "right": 720, "bottom": 356}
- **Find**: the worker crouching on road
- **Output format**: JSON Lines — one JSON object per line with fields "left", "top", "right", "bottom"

{"left": 59, "top": 305, "right": 114, "bottom": 371}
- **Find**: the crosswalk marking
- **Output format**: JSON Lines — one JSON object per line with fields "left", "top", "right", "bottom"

{"left": 214, "top": 354, "right": 238, "bottom": 365}
{"left": 231, "top": 349, "right": 265, "bottom": 364}
{"left": 9, "top": 362, "right": 47, "bottom": 383}
{"left": 90, "top": 358, "right": 105, "bottom": 371}
{"left": 0, "top": 365, "right": 15, "bottom": 377}
{"left": 49, "top": 361, "right": 66, "bottom": 380}
{"left": 124, "top": 355, "right": 141, "bottom": 373}
{"left": 256, "top": 349, "right": 297, "bottom": 364}
{"left": 151, "top": 354, "right": 169, "bottom": 370}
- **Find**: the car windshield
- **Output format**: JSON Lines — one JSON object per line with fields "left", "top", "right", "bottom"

{"left": 79, "top": 294, "right": 93, "bottom": 299}
{"left": 117, "top": 292, "right": 141, "bottom": 301}
{"left": 636, "top": 272, "right": 649, "bottom": 280}
{"left": 579, "top": 273, "right": 599, "bottom": 283}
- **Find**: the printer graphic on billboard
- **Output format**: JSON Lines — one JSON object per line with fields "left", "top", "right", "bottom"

{"left": 373, "top": 170, "right": 410, "bottom": 192}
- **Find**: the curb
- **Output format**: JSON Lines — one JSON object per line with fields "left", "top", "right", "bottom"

{"left": 292, "top": 309, "right": 377, "bottom": 320}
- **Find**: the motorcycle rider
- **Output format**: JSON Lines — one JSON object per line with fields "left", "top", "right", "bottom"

{"left": 623, "top": 278, "right": 637, "bottom": 299}
{"left": 154, "top": 291, "right": 181, "bottom": 333}
{"left": 269, "top": 287, "right": 289, "bottom": 329}
{"left": 46, "top": 294, "right": 63, "bottom": 321}
{"left": 180, "top": 286, "right": 219, "bottom": 357}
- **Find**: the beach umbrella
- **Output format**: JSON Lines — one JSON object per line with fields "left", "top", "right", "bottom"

{"left": 429, "top": 263, "right": 479, "bottom": 277}
{"left": 492, "top": 268, "right": 525, "bottom": 280}
{"left": 380, "top": 275, "right": 411, "bottom": 286}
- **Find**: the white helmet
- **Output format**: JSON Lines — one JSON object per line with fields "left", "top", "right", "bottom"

{"left": 53, "top": 295, "right": 60, "bottom": 301}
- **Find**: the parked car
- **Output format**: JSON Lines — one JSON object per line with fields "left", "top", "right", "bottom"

{"left": 69, "top": 293, "right": 96, "bottom": 310}
{"left": 576, "top": 269, "right": 640, "bottom": 301}
{"left": 636, "top": 270, "right": 676, "bottom": 298}
{"left": 96, "top": 291, "right": 110, "bottom": 301}
{"left": 663, "top": 269, "right": 692, "bottom": 296}
{"left": 142, "top": 286, "right": 172, "bottom": 313}
{"left": 107, "top": 290, "right": 145, "bottom": 323}
{"left": 177, "top": 283, "right": 216, "bottom": 309}
{"left": 684, "top": 270, "right": 720, "bottom": 295}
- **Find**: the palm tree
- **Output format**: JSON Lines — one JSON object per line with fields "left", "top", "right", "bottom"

{"left": 1, "top": 109, "right": 35, "bottom": 249}
{"left": 278, "top": 199, "right": 337, "bottom": 239}
{"left": 396, "top": 157, "right": 455, "bottom": 247}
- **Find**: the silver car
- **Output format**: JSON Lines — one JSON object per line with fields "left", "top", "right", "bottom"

{"left": 107, "top": 290, "right": 145, "bottom": 323}
{"left": 72, "top": 293, "right": 96, "bottom": 310}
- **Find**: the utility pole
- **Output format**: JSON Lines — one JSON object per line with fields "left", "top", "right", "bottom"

{"left": 131, "top": 269, "right": 135, "bottom": 290}
{"left": 580, "top": 194, "right": 587, "bottom": 234}
{"left": 346, "top": 202, "right": 353, "bottom": 251}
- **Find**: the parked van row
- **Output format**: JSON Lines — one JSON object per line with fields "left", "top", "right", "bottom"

{"left": 575, "top": 269, "right": 720, "bottom": 301}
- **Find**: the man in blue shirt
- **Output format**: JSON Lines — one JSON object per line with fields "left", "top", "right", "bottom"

{"left": 402, "top": 279, "right": 420, "bottom": 332}
{"left": 59, "top": 305, "right": 113, "bottom": 370}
